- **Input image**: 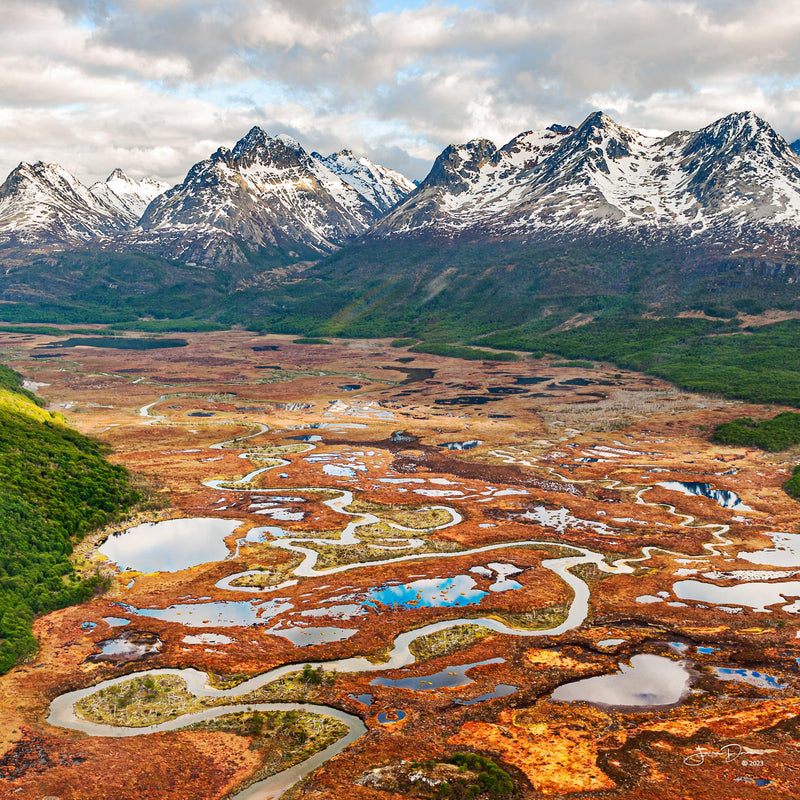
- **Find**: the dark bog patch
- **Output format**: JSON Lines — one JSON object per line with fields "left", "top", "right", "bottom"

{"left": 487, "top": 387, "right": 527, "bottom": 395}
{"left": 42, "top": 337, "right": 187, "bottom": 350}
{"left": 381, "top": 365, "right": 436, "bottom": 385}
{"left": 252, "top": 345, "right": 280, "bottom": 351}
{"left": 391, "top": 451, "right": 583, "bottom": 496}
{"left": 434, "top": 396, "right": 503, "bottom": 406}
{"left": 0, "top": 730, "right": 85, "bottom": 780}
{"left": 515, "top": 376, "right": 552, "bottom": 384}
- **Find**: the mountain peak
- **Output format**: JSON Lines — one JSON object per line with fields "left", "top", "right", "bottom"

{"left": 375, "top": 109, "right": 800, "bottom": 242}
{"left": 699, "top": 110, "right": 774, "bottom": 142}
{"left": 276, "top": 133, "right": 302, "bottom": 151}
{"left": 423, "top": 138, "right": 497, "bottom": 194}
{"left": 106, "top": 167, "right": 130, "bottom": 182}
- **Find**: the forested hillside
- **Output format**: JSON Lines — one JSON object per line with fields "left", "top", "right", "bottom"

{"left": 0, "top": 365, "right": 142, "bottom": 672}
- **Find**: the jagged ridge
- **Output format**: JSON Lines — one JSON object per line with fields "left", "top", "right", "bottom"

{"left": 0, "top": 163, "right": 166, "bottom": 249}
{"left": 373, "top": 111, "right": 800, "bottom": 248}
{"left": 123, "top": 129, "right": 415, "bottom": 266}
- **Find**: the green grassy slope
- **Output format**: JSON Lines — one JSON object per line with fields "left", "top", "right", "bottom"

{"left": 0, "top": 365, "right": 142, "bottom": 672}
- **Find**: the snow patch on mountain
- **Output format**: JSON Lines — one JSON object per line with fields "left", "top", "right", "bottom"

{"left": 318, "top": 150, "right": 416, "bottom": 213}
{"left": 375, "top": 111, "right": 800, "bottom": 245}
{"left": 125, "top": 127, "right": 415, "bottom": 265}
{"left": 90, "top": 169, "right": 169, "bottom": 224}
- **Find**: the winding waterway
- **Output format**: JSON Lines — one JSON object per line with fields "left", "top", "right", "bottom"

{"left": 47, "top": 397, "right": 744, "bottom": 799}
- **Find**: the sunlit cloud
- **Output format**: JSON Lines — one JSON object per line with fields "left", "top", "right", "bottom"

{"left": 2, "top": 0, "right": 800, "bottom": 185}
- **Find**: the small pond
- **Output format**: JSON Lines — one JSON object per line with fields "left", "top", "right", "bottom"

{"left": 266, "top": 625, "right": 357, "bottom": 647}
{"left": 103, "top": 617, "right": 130, "bottom": 628}
{"left": 551, "top": 654, "right": 691, "bottom": 707}
{"left": 673, "top": 579, "right": 800, "bottom": 612}
{"left": 362, "top": 575, "right": 490, "bottom": 611}
{"left": 739, "top": 532, "right": 800, "bottom": 567}
{"left": 118, "top": 597, "right": 293, "bottom": 627}
{"left": 514, "top": 376, "right": 552, "bottom": 385}
{"left": 657, "top": 481, "right": 752, "bottom": 511}
{"left": 377, "top": 709, "right": 406, "bottom": 724}
{"left": 182, "top": 633, "right": 234, "bottom": 645}
{"left": 371, "top": 658, "right": 504, "bottom": 692}
{"left": 349, "top": 693, "right": 373, "bottom": 706}
{"left": 434, "top": 397, "right": 503, "bottom": 406}
{"left": 89, "top": 632, "right": 162, "bottom": 663}
{"left": 711, "top": 667, "right": 787, "bottom": 689}
{"left": 99, "top": 518, "right": 242, "bottom": 573}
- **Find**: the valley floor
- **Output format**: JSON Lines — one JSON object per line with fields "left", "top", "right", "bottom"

{"left": 1, "top": 329, "right": 799, "bottom": 799}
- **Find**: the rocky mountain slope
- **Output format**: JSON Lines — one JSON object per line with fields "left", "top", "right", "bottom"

{"left": 89, "top": 169, "right": 169, "bottom": 226}
{"left": 373, "top": 111, "right": 800, "bottom": 247}
{"left": 123, "top": 128, "right": 415, "bottom": 266}
{"left": 316, "top": 150, "right": 416, "bottom": 214}
{"left": 0, "top": 162, "right": 167, "bottom": 249}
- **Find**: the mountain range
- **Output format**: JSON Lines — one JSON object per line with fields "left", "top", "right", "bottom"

{"left": 375, "top": 111, "right": 800, "bottom": 248}
{"left": 0, "top": 128, "right": 414, "bottom": 266}
{"left": 2, "top": 111, "right": 800, "bottom": 331}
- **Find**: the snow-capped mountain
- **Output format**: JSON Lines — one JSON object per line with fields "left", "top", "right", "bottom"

{"left": 124, "top": 128, "right": 415, "bottom": 266}
{"left": 89, "top": 169, "right": 169, "bottom": 225}
{"left": 315, "top": 150, "right": 415, "bottom": 214}
{"left": 0, "top": 162, "right": 124, "bottom": 248}
{"left": 373, "top": 111, "right": 800, "bottom": 246}
{"left": 0, "top": 161, "right": 168, "bottom": 250}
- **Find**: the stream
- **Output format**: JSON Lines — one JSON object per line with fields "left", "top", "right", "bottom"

{"left": 47, "top": 396, "right": 737, "bottom": 800}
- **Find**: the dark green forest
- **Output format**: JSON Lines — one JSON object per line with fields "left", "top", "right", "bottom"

{"left": 712, "top": 412, "right": 800, "bottom": 451}
{"left": 1, "top": 240, "right": 800, "bottom": 408}
{"left": 478, "top": 318, "right": 800, "bottom": 407}
{"left": 0, "top": 365, "right": 142, "bottom": 672}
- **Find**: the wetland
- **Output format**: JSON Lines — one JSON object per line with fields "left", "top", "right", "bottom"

{"left": 1, "top": 328, "right": 799, "bottom": 800}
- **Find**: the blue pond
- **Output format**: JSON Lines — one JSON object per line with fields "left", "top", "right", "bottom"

{"left": 711, "top": 667, "right": 786, "bottom": 689}
{"left": 377, "top": 709, "right": 406, "bottom": 724}
{"left": 362, "top": 575, "right": 489, "bottom": 611}
{"left": 348, "top": 693, "right": 373, "bottom": 707}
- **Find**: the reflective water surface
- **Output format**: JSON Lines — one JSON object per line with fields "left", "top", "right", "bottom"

{"left": 99, "top": 518, "right": 242, "bottom": 573}
{"left": 551, "top": 654, "right": 691, "bottom": 707}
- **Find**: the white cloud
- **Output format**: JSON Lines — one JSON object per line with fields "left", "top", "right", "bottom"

{"left": 2, "top": 0, "right": 800, "bottom": 186}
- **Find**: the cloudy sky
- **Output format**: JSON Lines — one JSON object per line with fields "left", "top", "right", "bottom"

{"left": 3, "top": 0, "right": 800, "bottom": 185}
